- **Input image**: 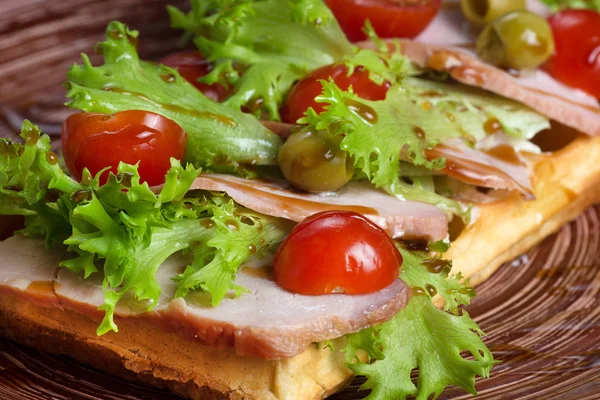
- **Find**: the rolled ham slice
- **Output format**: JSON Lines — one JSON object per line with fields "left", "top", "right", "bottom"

{"left": 427, "top": 140, "right": 535, "bottom": 199}
{"left": 0, "top": 236, "right": 411, "bottom": 359}
{"left": 185, "top": 174, "right": 449, "bottom": 242}
{"left": 358, "top": 1, "right": 600, "bottom": 136}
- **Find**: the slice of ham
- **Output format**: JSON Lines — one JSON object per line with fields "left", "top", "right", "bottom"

{"left": 358, "top": 1, "right": 600, "bottom": 136}
{"left": 0, "top": 236, "right": 411, "bottom": 359}
{"left": 427, "top": 140, "right": 535, "bottom": 199}
{"left": 184, "top": 174, "right": 448, "bottom": 242}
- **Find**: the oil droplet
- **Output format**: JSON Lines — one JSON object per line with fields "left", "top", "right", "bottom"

{"left": 411, "top": 287, "right": 426, "bottom": 296}
{"left": 420, "top": 90, "right": 443, "bottom": 97}
{"left": 397, "top": 240, "right": 429, "bottom": 252}
{"left": 200, "top": 219, "right": 216, "bottom": 229}
{"left": 413, "top": 126, "right": 426, "bottom": 139}
{"left": 344, "top": 98, "right": 378, "bottom": 123}
{"left": 240, "top": 215, "right": 255, "bottom": 226}
{"left": 225, "top": 219, "right": 239, "bottom": 231}
{"left": 22, "top": 127, "right": 40, "bottom": 146}
{"left": 248, "top": 244, "right": 257, "bottom": 255}
{"left": 45, "top": 151, "right": 59, "bottom": 165}
{"left": 241, "top": 266, "right": 272, "bottom": 279}
{"left": 423, "top": 258, "right": 451, "bottom": 274}
{"left": 425, "top": 284, "right": 437, "bottom": 296}
{"left": 72, "top": 189, "right": 92, "bottom": 203}
{"left": 108, "top": 29, "right": 123, "bottom": 40}
{"left": 422, "top": 101, "right": 433, "bottom": 110}
{"left": 484, "top": 118, "right": 502, "bottom": 134}
{"left": 160, "top": 72, "right": 176, "bottom": 83}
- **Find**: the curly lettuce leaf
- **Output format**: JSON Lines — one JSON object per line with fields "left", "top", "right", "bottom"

{"left": 66, "top": 21, "right": 282, "bottom": 172}
{"left": 174, "top": 200, "right": 288, "bottom": 304}
{"left": 0, "top": 121, "right": 288, "bottom": 334}
{"left": 345, "top": 244, "right": 496, "bottom": 399}
{"left": 398, "top": 244, "right": 475, "bottom": 314}
{"left": 540, "top": 0, "right": 600, "bottom": 10}
{"left": 168, "top": 0, "right": 355, "bottom": 120}
{"left": 348, "top": 296, "right": 495, "bottom": 400}
{"left": 300, "top": 81, "right": 466, "bottom": 216}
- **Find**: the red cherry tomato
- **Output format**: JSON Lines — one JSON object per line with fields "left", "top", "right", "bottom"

{"left": 61, "top": 110, "right": 187, "bottom": 186}
{"left": 273, "top": 211, "right": 402, "bottom": 295}
{"left": 160, "top": 51, "right": 230, "bottom": 102}
{"left": 325, "top": 0, "right": 441, "bottom": 42}
{"left": 282, "top": 64, "right": 390, "bottom": 124}
{"left": 545, "top": 10, "right": 600, "bottom": 98}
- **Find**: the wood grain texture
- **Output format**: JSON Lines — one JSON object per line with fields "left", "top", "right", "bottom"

{"left": 0, "top": 0, "right": 599, "bottom": 399}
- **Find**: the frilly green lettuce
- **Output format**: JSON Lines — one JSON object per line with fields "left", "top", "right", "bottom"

{"left": 0, "top": 121, "right": 288, "bottom": 334}
{"left": 168, "top": 0, "right": 354, "bottom": 120}
{"left": 345, "top": 242, "right": 496, "bottom": 399}
{"left": 66, "top": 21, "right": 283, "bottom": 173}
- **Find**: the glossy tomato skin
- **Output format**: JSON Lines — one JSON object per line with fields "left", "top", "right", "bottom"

{"left": 61, "top": 111, "right": 187, "bottom": 186}
{"left": 325, "top": 0, "right": 441, "bottom": 42}
{"left": 282, "top": 64, "right": 390, "bottom": 124}
{"left": 545, "top": 10, "right": 600, "bottom": 98}
{"left": 160, "top": 51, "right": 230, "bottom": 102}
{"left": 273, "top": 211, "right": 402, "bottom": 295}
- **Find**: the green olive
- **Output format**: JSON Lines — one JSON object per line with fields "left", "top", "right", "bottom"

{"left": 278, "top": 130, "right": 353, "bottom": 193}
{"left": 476, "top": 10, "right": 555, "bottom": 70}
{"left": 460, "top": 0, "right": 526, "bottom": 28}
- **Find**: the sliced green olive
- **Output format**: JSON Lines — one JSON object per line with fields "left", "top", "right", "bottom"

{"left": 460, "top": 0, "right": 526, "bottom": 28}
{"left": 278, "top": 130, "right": 353, "bottom": 193}
{"left": 476, "top": 10, "right": 555, "bottom": 70}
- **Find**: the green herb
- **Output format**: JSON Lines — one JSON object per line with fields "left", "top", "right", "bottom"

{"left": 345, "top": 243, "right": 496, "bottom": 399}
{"left": 66, "top": 21, "right": 283, "bottom": 173}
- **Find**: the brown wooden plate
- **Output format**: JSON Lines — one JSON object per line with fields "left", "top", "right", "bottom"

{"left": 0, "top": 0, "right": 599, "bottom": 398}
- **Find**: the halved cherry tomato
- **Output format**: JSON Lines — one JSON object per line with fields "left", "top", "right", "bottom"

{"left": 545, "top": 10, "right": 600, "bottom": 98}
{"left": 61, "top": 110, "right": 187, "bottom": 186}
{"left": 325, "top": 0, "right": 441, "bottom": 42}
{"left": 282, "top": 64, "right": 390, "bottom": 124}
{"left": 160, "top": 51, "right": 230, "bottom": 102}
{"left": 273, "top": 211, "right": 402, "bottom": 295}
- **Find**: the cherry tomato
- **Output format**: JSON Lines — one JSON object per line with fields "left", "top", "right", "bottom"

{"left": 273, "top": 211, "right": 402, "bottom": 295}
{"left": 545, "top": 10, "right": 600, "bottom": 98}
{"left": 61, "top": 110, "right": 187, "bottom": 186}
{"left": 160, "top": 51, "right": 230, "bottom": 102}
{"left": 282, "top": 64, "right": 390, "bottom": 124}
{"left": 325, "top": 0, "right": 441, "bottom": 42}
